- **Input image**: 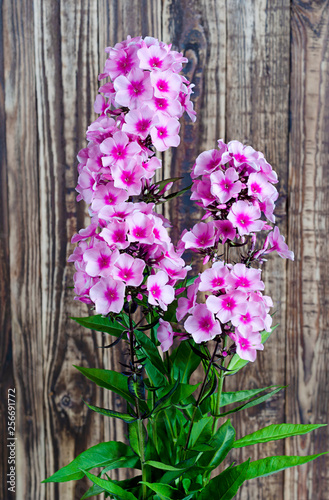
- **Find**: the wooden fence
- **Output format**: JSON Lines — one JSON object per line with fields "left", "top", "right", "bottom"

{"left": 1, "top": 1, "right": 328, "bottom": 499}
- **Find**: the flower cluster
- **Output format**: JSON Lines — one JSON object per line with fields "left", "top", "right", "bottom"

{"left": 69, "top": 37, "right": 195, "bottom": 314}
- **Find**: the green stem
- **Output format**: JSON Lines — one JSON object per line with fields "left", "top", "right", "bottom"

{"left": 137, "top": 415, "right": 147, "bottom": 500}
{"left": 212, "top": 335, "right": 227, "bottom": 433}
{"left": 183, "top": 341, "right": 219, "bottom": 459}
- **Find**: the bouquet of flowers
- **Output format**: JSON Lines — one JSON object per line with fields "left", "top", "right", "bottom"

{"left": 43, "top": 36, "right": 326, "bottom": 500}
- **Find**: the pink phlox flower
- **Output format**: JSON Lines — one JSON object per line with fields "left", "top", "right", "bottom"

{"left": 100, "top": 131, "right": 141, "bottom": 167}
{"left": 83, "top": 241, "right": 119, "bottom": 278}
{"left": 150, "top": 69, "right": 182, "bottom": 100}
{"left": 71, "top": 222, "right": 98, "bottom": 243}
{"left": 91, "top": 183, "right": 128, "bottom": 214}
{"left": 152, "top": 216, "right": 171, "bottom": 245}
{"left": 146, "top": 271, "right": 175, "bottom": 311}
{"left": 228, "top": 200, "right": 264, "bottom": 236}
{"left": 190, "top": 178, "right": 216, "bottom": 207}
{"left": 206, "top": 291, "right": 248, "bottom": 323}
{"left": 122, "top": 106, "right": 159, "bottom": 139}
{"left": 90, "top": 277, "right": 126, "bottom": 314}
{"left": 141, "top": 156, "right": 162, "bottom": 179}
{"left": 111, "top": 158, "right": 145, "bottom": 195}
{"left": 150, "top": 115, "right": 180, "bottom": 152}
{"left": 231, "top": 301, "right": 266, "bottom": 334}
{"left": 265, "top": 226, "right": 294, "bottom": 260}
{"left": 76, "top": 168, "right": 98, "bottom": 204}
{"left": 98, "top": 81, "right": 116, "bottom": 98}
{"left": 98, "top": 201, "right": 135, "bottom": 222}
{"left": 112, "top": 253, "right": 145, "bottom": 286}
{"left": 210, "top": 167, "right": 243, "bottom": 203}
{"left": 137, "top": 44, "right": 174, "bottom": 71}
{"left": 199, "top": 261, "right": 230, "bottom": 292}
{"left": 214, "top": 220, "right": 236, "bottom": 244}
{"left": 146, "top": 96, "right": 182, "bottom": 119}
{"left": 228, "top": 263, "right": 265, "bottom": 292}
{"left": 222, "top": 141, "right": 260, "bottom": 171}
{"left": 182, "top": 221, "right": 216, "bottom": 250}
{"left": 257, "top": 157, "right": 278, "bottom": 184}
{"left": 101, "top": 220, "right": 129, "bottom": 249}
{"left": 86, "top": 116, "right": 117, "bottom": 143}
{"left": 94, "top": 94, "right": 111, "bottom": 115}
{"left": 104, "top": 47, "right": 139, "bottom": 80}
{"left": 157, "top": 319, "right": 175, "bottom": 352}
{"left": 193, "top": 149, "right": 224, "bottom": 178}
{"left": 247, "top": 172, "right": 277, "bottom": 202}
{"left": 231, "top": 327, "right": 264, "bottom": 362}
{"left": 178, "top": 83, "right": 196, "bottom": 122}
{"left": 176, "top": 278, "right": 200, "bottom": 322}
{"left": 158, "top": 257, "right": 188, "bottom": 283}
{"left": 68, "top": 241, "right": 89, "bottom": 266}
{"left": 184, "top": 304, "right": 222, "bottom": 343}
{"left": 114, "top": 68, "right": 153, "bottom": 109}
{"left": 127, "top": 212, "right": 155, "bottom": 244}
{"left": 73, "top": 270, "right": 98, "bottom": 300}
{"left": 258, "top": 197, "right": 276, "bottom": 223}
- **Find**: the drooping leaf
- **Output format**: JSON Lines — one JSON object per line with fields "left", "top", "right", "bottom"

{"left": 215, "top": 386, "right": 285, "bottom": 418}
{"left": 144, "top": 461, "right": 185, "bottom": 472}
{"left": 83, "top": 470, "right": 138, "bottom": 500}
{"left": 227, "top": 325, "right": 278, "bottom": 374}
{"left": 198, "top": 419, "right": 236, "bottom": 469}
{"left": 198, "top": 460, "right": 250, "bottom": 500}
{"left": 42, "top": 441, "right": 139, "bottom": 483}
{"left": 245, "top": 453, "right": 329, "bottom": 480}
{"left": 71, "top": 315, "right": 126, "bottom": 337}
{"left": 134, "top": 328, "right": 168, "bottom": 387}
{"left": 140, "top": 481, "right": 181, "bottom": 500}
{"left": 234, "top": 423, "right": 327, "bottom": 448}
{"left": 84, "top": 401, "right": 137, "bottom": 423}
{"left": 220, "top": 385, "right": 279, "bottom": 408}
{"left": 80, "top": 483, "right": 106, "bottom": 499}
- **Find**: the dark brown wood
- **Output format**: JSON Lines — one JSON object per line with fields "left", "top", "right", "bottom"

{"left": 285, "top": 2, "right": 329, "bottom": 499}
{"left": 1, "top": 0, "right": 328, "bottom": 499}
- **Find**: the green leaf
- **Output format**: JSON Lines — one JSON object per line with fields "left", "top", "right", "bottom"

{"left": 198, "top": 460, "right": 250, "bottom": 500}
{"left": 227, "top": 324, "right": 278, "bottom": 374}
{"left": 150, "top": 380, "right": 180, "bottom": 416}
{"left": 160, "top": 184, "right": 192, "bottom": 203}
{"left": 128, "top": 374, "right": 146, "bottom": 401}
{"left": 71, "top": 315, "right": 126, "bottom": 337}
{"left": 81, "top": 483, "right": 106, "bottom": 499}
{"left": 234, "top": 423, "right": 327, "bottom": 448}
{"left": 245, "top": 453, "right": 329, "bottom": 480}
{"left": 84, "top": 401, "right": 137, "bottom": 423}
{"left": 199, "top": 372, "right": 217, "bottom": 405}
{"left": 83, "top": 470, "right": 138, "bottom": 500}
{"left": 171, "top": 342, "right": 201, "bottom": 384}
{"left": 171, "top": 383, "right": 200, "bottom": 405}
{"left": 74, "top": 366, "right": 135, "bottom": 405}
{"left": 198, "top": 419, "right": 236, "bottom": 469}
{"left": 140, "top": 481, "right": 181, "bottom": 500}
{"left": 154, "top": 177, "right": 183, "bottom": 193}
{"left": 42, "top": 441, "right": 138, "bottom": 483}
{"left": 190, "top": 417, "right": 213, "bottom": 449}
{"left": 145, "top": 461, "right": 185, "bottom": 471}
{"left": 215, "top": 386, "right": 285, "bottom": 418}
{"left": 220, "top": 385, "right": 279, "bottom": 407}
{"left": 134, "top": 328, "right": 168, "bottom": 387}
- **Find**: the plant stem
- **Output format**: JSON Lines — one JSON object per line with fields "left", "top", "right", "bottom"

{"left": 183, "top": 340, "right": 219, "bottom": 459}
{"left": 212, "top": 335, "right": 227, "bottom": 433}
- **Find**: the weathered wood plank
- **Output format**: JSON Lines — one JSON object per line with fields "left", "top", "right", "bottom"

{"left": 285, "top": 2, "right": 329, "bottom": 499}
{"left": 224, "top": 2, "right": 291, "bottom": 499}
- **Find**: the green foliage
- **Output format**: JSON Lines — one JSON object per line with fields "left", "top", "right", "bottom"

{"left": 83, "top": 470, "right": 139, "bottom": 500}
{"left": 71, "top": 315, "right": 126, "bottom": 337}
{"left": 245, "top": 453, "right": 329, "bottom": 480}
{"left": 198, "top": 460, "right": 250, "bottom": 500}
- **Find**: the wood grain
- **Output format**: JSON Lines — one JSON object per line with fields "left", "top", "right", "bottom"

{"left": 285, "top": 2, "right": 329, "bottom": 499}
{"left": 1, "top": 0, "right": 328, "bottom": 499}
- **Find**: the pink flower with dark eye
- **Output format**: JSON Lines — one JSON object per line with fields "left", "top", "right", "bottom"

{"left": 91, "top": 183, "right": 128, "bottom": 213}
{"left": 214, "top": 220, "right": 236, "bottom": 244}
{"left": 104, "top": 47, "right": 138, "bottom": 80}
{"left": 266, "top": 226, "right": 294, "bottom": 260}
{"left": 111, "top": 159, "right": 145, "bottom": 195}
{"left": 146, "top": 96, "right": 182, "bottom": 119}
{"left": 157, "top": 319, "right": 175, "bottom": 352}
{"left": 190, "top": 178, "right": 216, "bottom": 207}
{"left": 210, "top": 168, "right": 243, "bottom": 203}
{"left": 247, "top": 172, "right": 277, "bottom": 202}
{"left": 193, "top": 149, "right": 224, "bottom": 177}
{"left": 184, "top": 304, "right": 222, "bottom": 343}
{"left": 176, "top": 278, "right": 200, "bottom": 321}
{"left": 112, "top": 254, "right": 145, "bottom": 286}
{"left": 127, "top": 212, "right": 155, "bottom": 244}
{"left": 150, "top": 69, "right": 182, "bottom": 100}
{"left": 83, "top": 241, "right": 119, "bottom": 278}
{"left": 199, "top": 261, "right": 230, "bottom": 292}
{"left": 150, "top": 116, "right": 180, "bottom": 152}
{"left": 228, "top": 263, "right": 265, "bottom": 292}
{"left": 231, "top": 301, "right": 265, "bottom": 334}
{"left": 90, "top": 277, "right": 126, "bottom": 314}
{"left": 147, "top": 271, "right": 175, "bottom": 311}
{"left": 122, "top": 106, "right": 159, "bottom": 139}
{"left": 100, "top": 131, "right": 141, "bottom": 167}
{"left": 182, "top": 222, "right": 216, "bottom": 250}
{"left": 206, "top": 291, "right": 247, "bottom": 323}
{"left": 114, "top": 68, "right": 153, "bottom": 109}
{"left": 137, "top": 44, "right": 174, "bottom": 71}
{"left": 228, "top": 201, "right": 264, "bottom": 236}
{"left": 223, "top": 140, "right": 260, "bottom": 169}
{"left": 101, "top": 220, "right": 129, "bottom": 250}
{"left": 231, "top": 327, "right": 264, "bottom": 362}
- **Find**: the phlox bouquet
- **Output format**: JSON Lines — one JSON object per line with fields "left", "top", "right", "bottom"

{"left": 43, "top": 36, "right": 326, "bottom": 500}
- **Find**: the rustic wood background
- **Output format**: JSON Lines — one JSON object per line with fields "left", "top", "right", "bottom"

{"left": 1, "top": 0, "right": 329, "bottom": 499}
